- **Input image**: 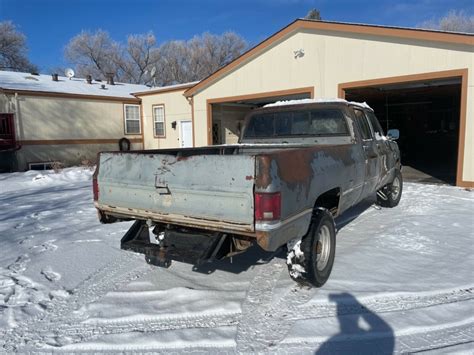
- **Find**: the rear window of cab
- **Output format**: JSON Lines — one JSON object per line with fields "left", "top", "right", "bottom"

{"left": 244, "top": 108, "right": 349, "bottom": 138}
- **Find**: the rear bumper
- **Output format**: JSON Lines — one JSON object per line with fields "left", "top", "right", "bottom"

{"left": 255, "top": 208, "right": 312, "bottom": 251}
{"left": 96, "top": 204, "right": 313, "bottom": 252}
{"left": 95, "top": 202, "right": 254, "bottom": 234}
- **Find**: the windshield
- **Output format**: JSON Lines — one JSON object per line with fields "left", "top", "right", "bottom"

{"left": 244, "top": 108, "right": 349, "bottom": 139}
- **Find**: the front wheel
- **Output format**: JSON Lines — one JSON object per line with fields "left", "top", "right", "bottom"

{"left": 287, "top": 208, "right": 336, "bottom": 287}
{"left": 377, "top": 169, "right": 403, "bottom": 208}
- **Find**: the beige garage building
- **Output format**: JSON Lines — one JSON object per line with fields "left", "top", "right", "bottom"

{"left": 175, "top": 19, "right": 472, "bottom": 187}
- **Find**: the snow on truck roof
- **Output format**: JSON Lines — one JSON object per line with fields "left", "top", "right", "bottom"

{"left": 0, "top": 70, "right": 148, "bottom": 99}
{"left": 263, "top": 98, "right": 373, "bottom": 110}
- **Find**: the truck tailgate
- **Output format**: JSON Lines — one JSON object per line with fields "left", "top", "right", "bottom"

{"left": 96, "top": 152, "right": 256, "bottom": 232}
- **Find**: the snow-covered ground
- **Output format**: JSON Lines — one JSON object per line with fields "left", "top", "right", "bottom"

{"left": 0, "top": 168, "right": 473, "bottom": 353}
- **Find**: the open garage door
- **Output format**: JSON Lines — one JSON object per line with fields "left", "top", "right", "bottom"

{"left": 207, "top": 88, "right": 313, "bottom": 145}
{"left": 342, "top": 77, "right": 462, "bottom": 185}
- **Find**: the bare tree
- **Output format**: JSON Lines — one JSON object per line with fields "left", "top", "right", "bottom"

{"left": 0, "top": 21, "right": 37, "bottom": 72}
{"left": 122, "top": 33, "right": 161, "bottom": 85}
{"left": 64, "top": 29, "right": 247, "bottom": 85}
{"left": 305, "top": 9, "right": 322, "bottom": 20}
{"left": 419, "top": 10, "right": 474, "bottom": 33}
{"left": 64, "top": 30, "right": 124, "bottom": 80}
{"left": 155, "top": 40, "right": 191, "bottom": 85}
{"left": 157, "top": 31, "right": 247, "bottom": 86}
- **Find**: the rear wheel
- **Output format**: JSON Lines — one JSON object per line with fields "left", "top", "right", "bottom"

{"left": 287, "top": 208, "right": 336, "bottom": 287}
{"left": 377, "top": 169, "right": 403, "bottom": 208}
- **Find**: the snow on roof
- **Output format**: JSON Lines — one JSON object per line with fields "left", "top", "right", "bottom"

{"left": 0, "top": 71, "right": 148, "bottom": 99}
{"left": 132, "top": 81, "right": 200, "bottom": 96}
{"left": 264, "top": 98, "right": 373, "bottom": 110}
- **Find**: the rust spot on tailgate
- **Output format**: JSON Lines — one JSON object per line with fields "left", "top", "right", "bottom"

{"left": 245, "top": 175, "right": 253, "bottom": 181}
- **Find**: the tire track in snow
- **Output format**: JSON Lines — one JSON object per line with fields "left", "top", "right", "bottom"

{"left": 3, "top": 242, "right": 472, "bottom": 353}
{"left": 275, "top": 320, "right": 474, "bottom": 354}
{"left": 235, "top": 279, "right": 473, "bottom": 352}
{"left": 235, "top": 255, "right": 288, "bottom": 352}
{"left": 293, "top": 287, "right": 474, "bottom": 321}
{"left": 37, "top": 312, "right": 240, "bottom": 348}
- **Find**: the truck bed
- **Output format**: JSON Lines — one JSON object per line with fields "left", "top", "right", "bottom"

{"left": 95, "top": 138, "right": 362, "bottom": 235}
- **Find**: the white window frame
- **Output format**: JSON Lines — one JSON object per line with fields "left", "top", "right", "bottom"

{"left": 124, "top": 104, "right": 141, "bottom": 135}
{"left": 153, "top": 104, "right": 166, "bottom": 137}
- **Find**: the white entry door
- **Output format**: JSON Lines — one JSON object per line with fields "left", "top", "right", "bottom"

{"left": 180, "top": 120, "right": 193, "bottom": 148}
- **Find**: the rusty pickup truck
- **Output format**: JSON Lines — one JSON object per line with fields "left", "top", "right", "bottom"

{"left": 93, "top": 99, "right": 402, "bottom": 287}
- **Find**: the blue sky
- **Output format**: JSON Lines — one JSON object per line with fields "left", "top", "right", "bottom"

{"left": 1, "top": 0, "right": 472, "bottom": 73}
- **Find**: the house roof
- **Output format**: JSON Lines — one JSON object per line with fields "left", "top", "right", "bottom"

{"left": 0, "top": 71, "right": 148, "bottom": 101}
{"left": 184, "top": 19, "right": 474, "bottom": 97}
{"left": 132, "top": 81, "right": 200, "bottom": 96}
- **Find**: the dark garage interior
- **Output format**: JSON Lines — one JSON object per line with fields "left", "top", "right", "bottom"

{"left": 344, "top": 78, "right": 462, "bottom": 185}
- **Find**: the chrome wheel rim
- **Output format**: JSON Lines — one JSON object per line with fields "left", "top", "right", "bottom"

{"left": 316, "top": 224, "right": 331, "bottom": 271}
{"left": 391, "top": 176, "right": 401, "bottom": 200}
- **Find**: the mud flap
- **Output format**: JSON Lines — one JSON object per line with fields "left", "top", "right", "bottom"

{"left": 120, "top": 220, "right": 230, "bottom": 267}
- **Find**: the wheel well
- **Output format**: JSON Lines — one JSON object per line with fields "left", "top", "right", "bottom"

{"left": 314, "top": 188, "right": 341, "bottom": 216}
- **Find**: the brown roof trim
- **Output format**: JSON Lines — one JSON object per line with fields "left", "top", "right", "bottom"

{"left": 184, "top": 19, "right": 473, "bottom": 97}
{"left": 133, "top": 82, "right": 198, "bottom": 97}
{"left": 20, "top": 138, "right": 143, "bottom": 145}
{"left": 298, "top": 19, "right": 474, "bottom": 45}
{"left": 1, "top": 88, "right": 140, "bottom": 103}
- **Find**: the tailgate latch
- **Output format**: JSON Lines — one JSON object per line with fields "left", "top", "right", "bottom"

{"left": 155, "top": 176, "right": 171, "bottom": 195}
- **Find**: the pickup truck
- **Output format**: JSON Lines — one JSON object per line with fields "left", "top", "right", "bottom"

{"left": 93, "top": 99, "right": 402, "bottom": 287}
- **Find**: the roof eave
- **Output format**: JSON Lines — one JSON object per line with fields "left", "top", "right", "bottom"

{"left": 133, "top": 82, "right": 200, "bottom": 97}
{"left": 184, "top": 19, "right": 473, "bottom": 98}
{"left": 1, "top": 88, "right": 141, "bottom": 102}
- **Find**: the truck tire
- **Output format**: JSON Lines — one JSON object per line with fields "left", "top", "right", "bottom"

{"left": 377, "top": 169, "right": 403, "bottom": 208}
{"left": 287, "top": 208, "right": 336, "bottom": 287}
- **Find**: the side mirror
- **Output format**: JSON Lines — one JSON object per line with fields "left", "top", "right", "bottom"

{"left": 387, "top": 129, "right": 400, "bottom": 140}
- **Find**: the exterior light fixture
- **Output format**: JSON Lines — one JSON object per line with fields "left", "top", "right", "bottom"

{"left": 294, "top": 49, "right": 305, "bottom": 58}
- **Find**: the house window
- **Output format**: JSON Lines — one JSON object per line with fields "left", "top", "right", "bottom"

{"left": 153, "top": 105, "right": 165, "bottom": 137}
{"left": 124, "top": 104, "right": 141, "bottom": 134}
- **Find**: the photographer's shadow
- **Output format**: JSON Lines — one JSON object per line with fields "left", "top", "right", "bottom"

{"left": 316, "top": 292, "right": 394, "bottom": 354}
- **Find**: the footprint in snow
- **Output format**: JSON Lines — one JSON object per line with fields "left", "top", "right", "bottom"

{"left": 29, "top": 240, "right": 58, "bottom": 254}
{"left": 41, "top": 267, "right": 61, "bottom": 282}
{"left": 14, "top": 222, "right": 25, "bottom": 229}
{"left": 7, "top": 254, "right": 31, "bottom": 273}
{"left": 49, "top": 289, "right": 71, "bottom": 299}
{"left": 18, "top": 235, "right": 35, "bottom": 245}
{"left": 37, "top": 225, "right": 51, "bottom": 232}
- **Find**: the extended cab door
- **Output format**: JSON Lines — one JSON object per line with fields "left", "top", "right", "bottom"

{"left": 353, "top": 108, "right": 381, "bottom": 198}
{"left": 365, "top": 110, "right": 392, "bottom": 189}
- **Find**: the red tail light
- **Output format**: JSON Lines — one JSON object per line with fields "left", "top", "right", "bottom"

{"left": 255, "top": 192, "right": 281, "bottom": 221}
{"left": 93, "top": 176, "right": 99, "bottom": 201}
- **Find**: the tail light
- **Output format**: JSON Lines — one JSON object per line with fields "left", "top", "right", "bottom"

{"left": 255, "top": 192, "right": 281, "bottom": 221}
{"left": 93, "top": 176, "right": 99, "bottom": 201}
